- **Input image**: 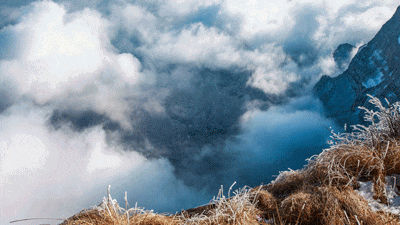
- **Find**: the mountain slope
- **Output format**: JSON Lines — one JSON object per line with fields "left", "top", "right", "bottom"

{"left": 314, "top": 5, "right": 400, "bottom": 126}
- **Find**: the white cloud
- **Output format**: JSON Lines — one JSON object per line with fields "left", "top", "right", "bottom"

{"left": 0, "top": 103, "right": 208, "bottom": 224}
{"left": 247, "top": 66, "right": 298, "bottom": 95}
{"left": 141, "top": 23, "right": 239, "bottom": 68}
{"left": 221, "top": 0, "right": 294, "bottom": 38}
{"left": 156, "top": 0, "right": 222, "bottom": 17}
{"left": 0, "top": 1, "right": 146, "bottom": 129}
{"left": 117, "top": 53, "right": 142, "bottom": 84}
{"left": 139, "top": 22, "right": 302, "bottom": 94}
{"left": 110, "top": 3, "right": 160, "bottom": 44}
{"left": 221, "top": 0, "right": 397, "bottom": 45}
{"left": 313, "top": 2, "right": 397, "bottom": 49}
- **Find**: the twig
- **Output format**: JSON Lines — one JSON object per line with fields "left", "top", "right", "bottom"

{"left": 10, "top": 218, "right": 64, "bottom": 223}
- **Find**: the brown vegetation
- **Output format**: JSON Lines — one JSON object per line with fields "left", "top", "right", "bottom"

{"left": 59, "top": 95, "right": 400, "bottom": 224}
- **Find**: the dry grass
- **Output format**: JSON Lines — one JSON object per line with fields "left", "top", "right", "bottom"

{"left": 62, "top": 186, "right": 181, "bottom": 225}
{"left": 304, "top": 95, "right": 400, "bottom": 204}
{"left": 57, "top": 95, "right": 400, "bottom": 225}
{"left": 63, "top": 210, "right": 180, "bottom": 225}
{"left": 176, "top": 184, "right": 262, "bottom": 225}
{"left": 62, "top": 184, "right": 262, "bottom": 225}
{"left": 268, "top": 185, "right": 389, "bottom": 224}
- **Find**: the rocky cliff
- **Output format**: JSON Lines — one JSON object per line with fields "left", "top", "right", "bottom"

{"left": 314, "top": 6, "right": 400, "bottom": 126}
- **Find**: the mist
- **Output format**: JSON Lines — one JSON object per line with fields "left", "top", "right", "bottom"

{"left": 0, "top": 0, "right": 398, "bottom": 224}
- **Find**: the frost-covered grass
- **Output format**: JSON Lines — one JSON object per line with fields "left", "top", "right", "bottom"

{"left": 61, "top": 184, "right": 262, "bottom": 225}
{"left": 306, "top": 94, "right": 400, "bottom": 203}
{"left": 61, "top": 185, "right": 181, "bottom": 225}
{"left": 54, "top": 95, "right": 400, "bottom": 224}
{"left": 260, "top": 95, "right": 400, "bottom": 224}
{"left": 176, "top": 183, "right": 262, "bottom": 225}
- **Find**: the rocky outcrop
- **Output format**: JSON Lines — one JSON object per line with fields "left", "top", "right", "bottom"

{"left": 333, "top": 43, "right": 356, "bottom": 70}
{"left": 314, "top": 6, "right": 400, "bottom": 126}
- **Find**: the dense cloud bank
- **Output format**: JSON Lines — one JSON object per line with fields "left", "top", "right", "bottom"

{"left": 0, "top": 0, "right": 397, "bottom": 224}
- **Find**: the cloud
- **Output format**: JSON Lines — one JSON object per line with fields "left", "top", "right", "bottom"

{"left": 139, "top": 23, "right": 239, "bottom": 68}
{"left": 0, "top": 1, "right": 146, "bottom": 129}
{"left": 135, "top": 22, "right": 301, "bottom": 95}
{"left": 155, "top": 0, "right": 222, "bottom": 17}
{"left": 110, "top": 3, "right": 159, "bottom": 44}
{"left": 227, "top": 96, "right": 338, "bottom": 187}
{"left": 282, "top": 4, "right": 323, "bottom": 65}
{"left": 247, "top": 62, "right": 298, "bottom": 95}
{"left": 0, "top": 103, "right": 209, "bottom": 224}
{"left": 0, "top": 0, "right": 399, "bottom": 223}
{"left": 106, "top": 0, "right": 400, "bottom": 97}
{"left": 314, "top": 3, "right": 399, "bottom": 49}
{"left": 221, "top": 0, "right": 294, "bottom": 39}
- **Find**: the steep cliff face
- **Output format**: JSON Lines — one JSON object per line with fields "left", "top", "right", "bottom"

{"left": 314, "top": 6, "right": 400, "bottom": 126}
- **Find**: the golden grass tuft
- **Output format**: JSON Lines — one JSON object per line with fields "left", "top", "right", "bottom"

{"left": 256, "top": 184, "right": 400, "bottom": 224}
{"left": 306, "top": 144, "right": 389, "bottom": 203}
{"left": 266, "top": 169, "right": 306, "bottom": 199}
{"left": 176, "top": 185, "right": 262, "bottom": 225}
{"left": 249, "top": 188, "right": 277, "bottom": 217}
{"left": 276, "top": 186, "right": 376, "bottom": 224}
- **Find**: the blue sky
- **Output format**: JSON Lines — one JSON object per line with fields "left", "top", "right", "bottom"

{"left": 0, "top": 0, "right": 398, "bottom": 224}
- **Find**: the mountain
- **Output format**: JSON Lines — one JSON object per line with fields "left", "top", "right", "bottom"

{"left": 313, "top": 6, "right": 400, "bottom": 126}
{"left": 332, "top": 43, "right": 356, "bottom": 70}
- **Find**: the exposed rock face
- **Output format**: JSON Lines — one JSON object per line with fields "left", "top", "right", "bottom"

{"left": 314, "top": 6, "right": 400, "bottom": 126}
{"left": 333, "top": 43, "right": 356, "bottom": 70}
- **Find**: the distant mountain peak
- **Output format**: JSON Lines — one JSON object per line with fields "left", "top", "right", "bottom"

{"left": 333, "top": 43, "right": 356, "bottom": 70}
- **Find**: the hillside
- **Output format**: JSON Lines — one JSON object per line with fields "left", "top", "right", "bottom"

{"left": 54, "top": 95, "right": 400, "bottom": 225}
{"left": 314, "top": 5, "right": 400, "bottom": 127}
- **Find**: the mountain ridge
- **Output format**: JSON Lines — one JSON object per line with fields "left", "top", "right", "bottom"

{"left": 314, "top": 5, "right": 400, "bottom": 126}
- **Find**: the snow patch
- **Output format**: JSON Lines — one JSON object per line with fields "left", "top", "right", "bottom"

{"left": 356, "top": 175, "right": 400, "bottom": 215}
{"left": 362, "top": 71, "right": 384, "bottom": 88}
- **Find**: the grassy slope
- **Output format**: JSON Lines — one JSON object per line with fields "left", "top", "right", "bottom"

{"left": 62, "top": 95, "right": 400, "bottom": 225}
